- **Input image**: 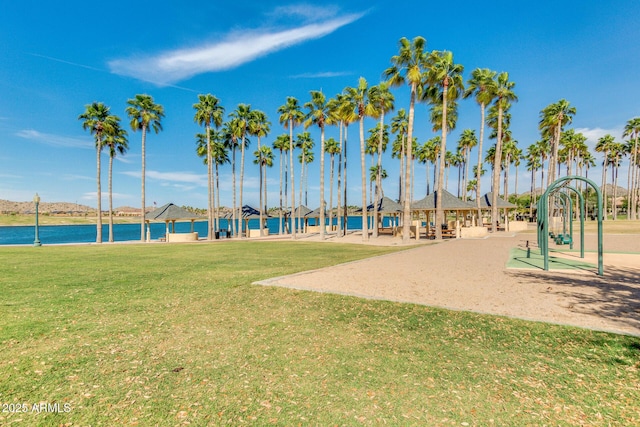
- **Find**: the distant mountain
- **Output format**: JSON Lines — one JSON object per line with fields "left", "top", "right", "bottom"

{"left": 0, "top": 199, "right": 93, "bottom": 214}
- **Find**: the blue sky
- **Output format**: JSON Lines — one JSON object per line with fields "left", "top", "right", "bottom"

{"left": 1, "top": 1, "right": 639, "bottom": 210}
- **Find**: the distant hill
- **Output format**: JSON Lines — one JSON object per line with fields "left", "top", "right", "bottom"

{"left": 0, "top": 199, "right": 94, "bottom": 214}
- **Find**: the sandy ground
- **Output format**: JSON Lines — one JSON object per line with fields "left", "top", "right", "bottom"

{"left": 256, "top": 230, "right": 640, "bottom": 337}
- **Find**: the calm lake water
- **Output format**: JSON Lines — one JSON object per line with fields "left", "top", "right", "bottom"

{"left": 0, "top": 216, "right": 382, "bottom": 245}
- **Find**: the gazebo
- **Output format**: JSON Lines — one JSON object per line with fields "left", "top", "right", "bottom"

{"left": 225, "top": 205, "right": 270, "bottom": 237}
{"left": 411, "top": 190, "right": 476, "bottom": 239}
{"left": 478, "top": 192, "right": 518, "bottom": 230}
{"left": 146, "top": 203, "right": 203, "bottom": 242}
{"left": 305, "top": 206, "right": 328, "bottom": 233}
{"left": 291, "top": 205, "right": 312, "bottom": 233}
{"left": 358, "top": 196, "right": 403, "bottom": 234}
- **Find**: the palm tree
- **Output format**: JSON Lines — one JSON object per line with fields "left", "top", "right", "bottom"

{"left": 384, "top": 36, "right": 429, "bottom": 243}
{"left": 344, "top": 77, "right": 377, "bottom": 241}
{"left": 193, "top": 94, "right": 224, "bottom": 240}
{"left": 328, "top": 94, "right": 356, "bottom": 236}
{"left": 489, "top": 72, "right": 517, "bottom": 232}
{"left": 103, "top": 120, "right": 128, "bottom": 243}
{"left": 526, "top": 144, "right": 542, "bottom": 218}
{"left": 325, "top": 137, "right": 341, "bottom": 233}
{"left": 79, "top": 101, "right": 119, "bottom": 244}
{"left": 464, "top": 68, "right": 497, "bottom": 225}
{"left": 391, "top": 109, "right": 409, "bottom": 203}
{"left": 277, "top": 97, "right": 304, "bottom": 238}
{"left": 457, "top": 129, "right": 477, "bottom": 201}
{"left": 539, "top": 99, "right": 576, "bottom": 186}
{"left": 609, "top": 141, "right": 625, "bottom": 220}
{"left": 623, "top": 117, "right": 640, "bottom": 219}
{"left": 595, "top": 134, "right": 617, "bottom": 219}
{"left": 254, "top": 145, "right": 274, "bottom": 234}
{"left": 304, "top": 90, "right": 330, "bottom": 239}
{"left": 211, "top": 136, "right": 229, "bottom": 231}
{"left": 223, "top": 118, "right": 242, "bottom": 236}
{"left": 229, "top": 104, "right": 253, "bottom": 237}
{"left": 272, "top": 134, "right": 290, "bottom": 234}
{"left": 368, "top": 82, "right": 394, "bottom": 238}
{"left": 126, "top": 94, "right": 164, "bottom": 241}
{"left": 423, "top": 50, "right": 464, "bottom": 239}
{"left": 296, "top": 131, "right": 314, "bottom": 231}
{"left": 417, "top": 136, "right": 440, "bottom": 196}
{"left": 249, "top": 109, "right": 271, "bottom": 236}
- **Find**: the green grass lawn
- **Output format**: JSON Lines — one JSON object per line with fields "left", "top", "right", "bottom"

{"left": 1, "top": 242, "right": 639, "bottom": 425}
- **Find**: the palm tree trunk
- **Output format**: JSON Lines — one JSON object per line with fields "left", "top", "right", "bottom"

{"left": 96, "top": 140, "right": 103, "bottom": 244}
{"left": 215, "top": 163, "right": 220, "bottom": 232}
{"left": 435, "top": 80, "right": 448, "bottom": 240}
{"left": 140, "top": 125, "right": 147, "bottom": 242}
{"left": 299, "top": 151, "right": 304, "bottom": 233}
{"left": 337, "top": 122, "right": 343, "bottom": 236}
{"left": 359, "top": 115, "right": 368, "bottom": 241}
{"left": 343, "top": 125, "right": 349, "bottom": 236}
{"left": 289, "top": 121, "right": 296, "bottom": 239}
{"left": 373, "top": 111, "right": 384, "bottom": 239}
{"left": 278, "top": 148, "right": 283, "bottom": 234}
{"left": 464, "top": 149, "right": 470, "bottom": 201}
{"left": 491, "top": 104, "right": 504, "bottom": 233}
{"left": 107, "top": 153, "right": 114, "bottom": 242}
{"left": 232, "top": 147, "right": 237, "bottom": 236}
{"left": 402, "top": 84, "right": 416, "bottom": 243}
{"left": 602, "top": 154, "right": 608, "bottom": 220}
{"left": 239, "top": 136, "right": 246, "bottom": 238}
{"left": 475, "top": 102, "right": 486, "bottom": 226}
{"left": 319, "top": 126, "right": 325, "bottom": 240}
{"left": 329, "top": 153, "right": 334, "bottom": 234}
{"left": 206, "top": 125, "right": 214, "bottom": 240}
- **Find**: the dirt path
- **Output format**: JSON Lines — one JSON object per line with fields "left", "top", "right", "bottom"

{"left": 257, "top": 232, "right": 640, "bottom": 336}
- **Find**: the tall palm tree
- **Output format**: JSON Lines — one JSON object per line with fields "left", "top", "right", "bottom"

{"left": 423, "top": 50, "right": 464, "bottom": 239}
{"left": 296, "top": 131, "right": 314, "bottom": 231}
{"left": 391, "top": 108, "right": 409, "bottom": 203}
{"left": 230, "top": 104, "right": 253, "bottom": 237}
{"left": 304, "top": 90, "right": 330, "bottom": 239}
{"left": 623, "top": 117, "right": 640, "bottom": 219}
{"left": 103, "top": 120, "right": 128, "bottom": 243}
{"left": 384, "top": 36, "right": 429, "bottom": 243}
{"left": 193, "top": 94, "right": 224, "bottom": 240}
{"left": 211, "top": 137, "right": 229, "bottom": 231}
{"left": 489, "top": 72, "right": 517, "bottom": 232}
{"left": 539, "top": 99, "right": 576, "bottom": 186}
{"left": 595, "top": 134, "right": 617, "bottom": 219}
{"left": 328, "top": 93, "right": 356, "bottom": 236}
{"left": 457, "top": 129, "right": 477, "bottom": 201}
{"left": 325, "top": 137, "right": 341, "bottom": 233}
{"left": 417, "top": 136, "right": 441, "bottom": 196}
{"left": 223, "top": 118, "right": 242, "bottom": 236}
{"left": 126, "top": 94, "right": 164, "bottom": 241}
{"left": 526, "top": 144, "right": 542, "bottom": 218}
{"left": 79, "top": 102, "right": 119, "bottom": 244}
{"left": 368, "top": 82, "right": 394, "bottom": 238}
{"left": 249, "top": 109, "right": 271, "bottom": 236}
{"left": 464, "top": 68, "right": 497, "bottom": 225}
{"left": 272, "top": 134, "right": 290, "bottom": 234}
{"left": 277, "top": 97, "right": 304, "bottom": 238}
{"left": 609, "top": 141, "right": 625, "bottom": 220}
{"left": 254, "top": 145, "right": 274, "bottom": 234}
{"left": 344, "top": 77, "right": 377, "bottom": 241}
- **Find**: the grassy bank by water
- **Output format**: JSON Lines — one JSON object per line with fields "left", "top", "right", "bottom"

{"left": 1, "top": 241, "right": 638, "bottom": 425}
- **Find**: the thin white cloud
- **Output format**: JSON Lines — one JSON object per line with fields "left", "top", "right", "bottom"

{"left": 108, "top": 12, "right": 364, "bottom": 86}
{"left": 271, "top": 4, "right": 340, "bottom": 21}
{"left": 290, "top": 71, "right": 352, "bottom": 79}
{"left": 122, "top": 170, "right": 207, "bottom": 187}
{"left": 574, "top": 126, "right": 624, "bottom": 149}
{"left": 16, "top": 129, "right": 93, "bottom": 149}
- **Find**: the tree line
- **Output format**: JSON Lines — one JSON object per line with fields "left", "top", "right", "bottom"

{"left": 80, "top": 36, "right": 640, "bottom": 244}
